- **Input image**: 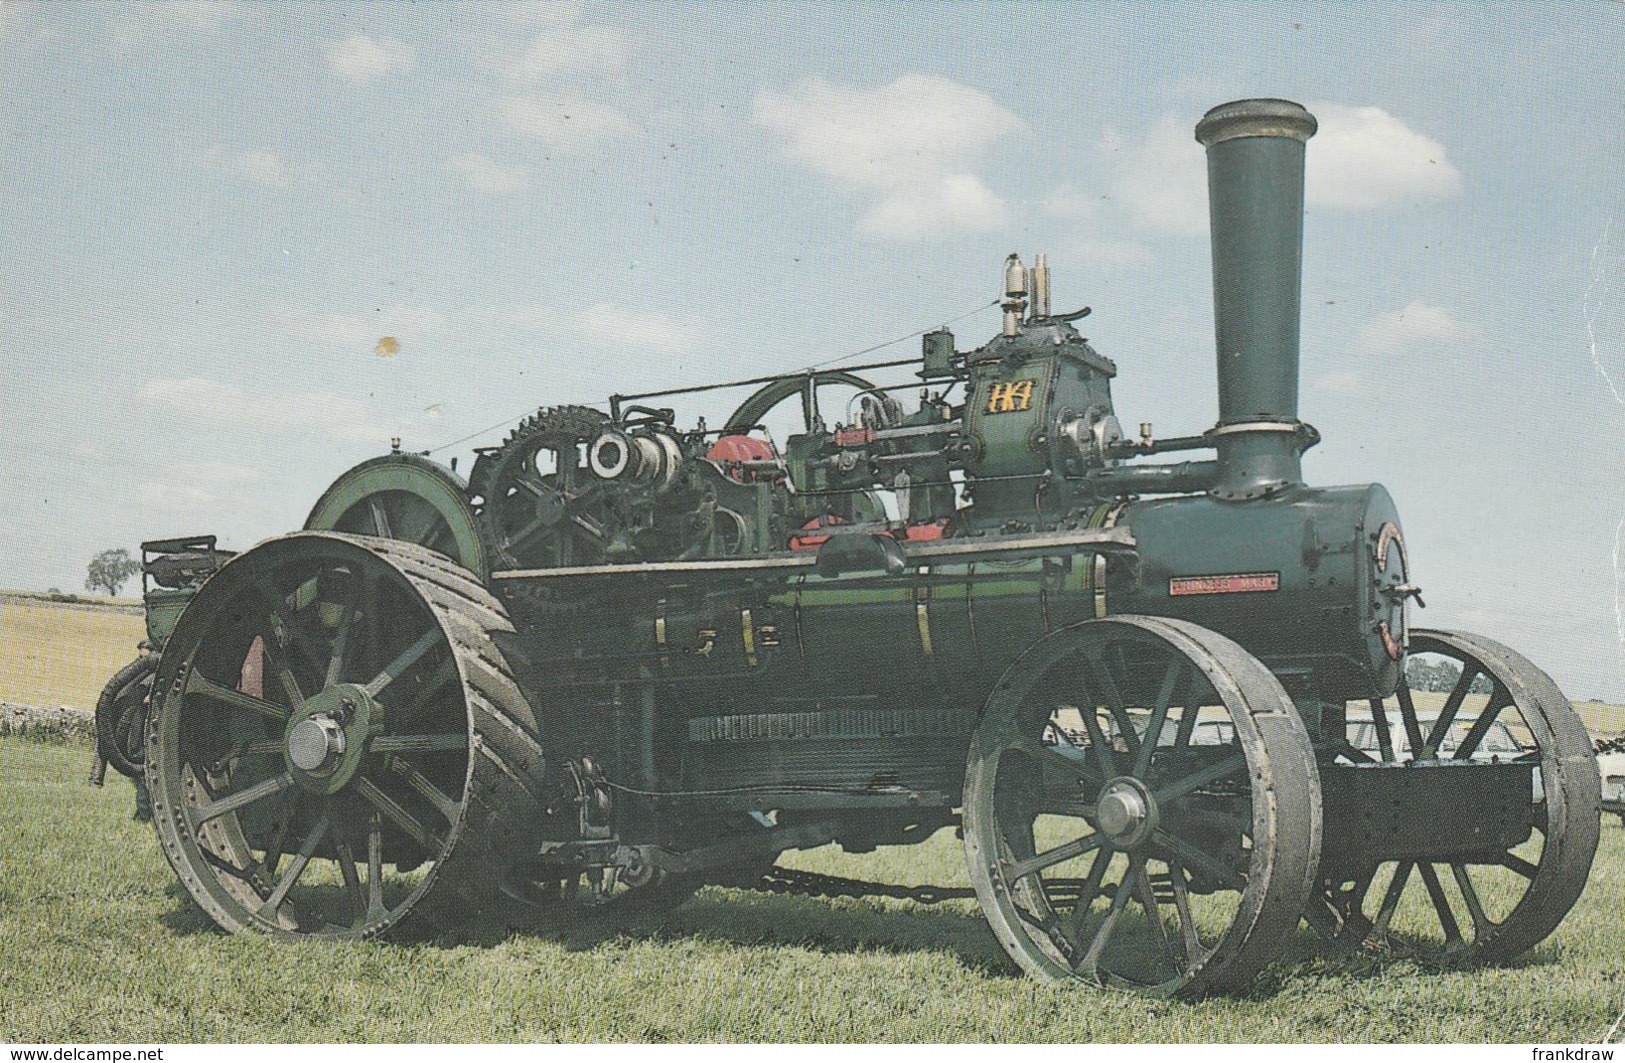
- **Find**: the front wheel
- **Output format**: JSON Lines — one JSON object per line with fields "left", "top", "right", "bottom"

{"left": 964, "top": 616, "right": 1322, "bottom": 998}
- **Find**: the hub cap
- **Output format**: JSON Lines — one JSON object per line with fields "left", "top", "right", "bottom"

{"left": 1096, "top": 776, "right": 1158, "bottom": 849}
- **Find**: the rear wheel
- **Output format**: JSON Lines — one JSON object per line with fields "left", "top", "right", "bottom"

{"left": 146, "top": 531, "right": 549, "bottom": 939}
{"left": 964, "top": 616, "right": 1321, "bottom": 998}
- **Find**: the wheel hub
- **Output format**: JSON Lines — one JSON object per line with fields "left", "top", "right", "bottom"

{"left": 1096, "top": 776, "right": 1158, "bottom": 849}
{"left": 287, "top": 715, "right": 346, "bottom": 773}
{"left": 283, "top": 683, "right": 375, "bottom": 794}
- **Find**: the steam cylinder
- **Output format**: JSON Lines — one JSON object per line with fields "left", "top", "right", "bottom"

{"left": 1195, "top": 99, "right": 1317, "bottom": 501}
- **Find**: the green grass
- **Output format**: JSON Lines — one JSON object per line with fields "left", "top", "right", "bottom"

{"left": 4, "top": 739, "right": 1624, "bottom": 1043}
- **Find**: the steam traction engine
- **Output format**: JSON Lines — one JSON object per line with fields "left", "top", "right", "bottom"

{"left": 109, "top": 100, "right": 1600, "bottom": 997}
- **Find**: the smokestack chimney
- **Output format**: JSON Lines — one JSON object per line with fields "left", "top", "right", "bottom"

{"left": 1195, "top": 98, "right": 1317, "bottom": 501}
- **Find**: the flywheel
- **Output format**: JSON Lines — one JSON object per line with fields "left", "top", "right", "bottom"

{"left": 305, "top": 453, "right": 488, "bottom": 580}
{"left": 145, "top": 531, "right": 553, "bottom": 939}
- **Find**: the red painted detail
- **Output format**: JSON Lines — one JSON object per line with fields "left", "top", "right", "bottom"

{"left": 1168, "top": 572, "right": 1281, "bottom": 597}
{"left": 899, "top": 520, "right": 950, "bottom": 543}
{"left": 789, "top": 516, "right": 952, "bottom": 551}
{"left": 706, "top": 434, "right": 778, "bottom": 483}
{"left": 1379, "top": 621, "right": 1404, "bottom": 661}
{"left": 789, "top": 515, "right": 848, "bottom": 551}
{"left": 834, "top": 426, "right": 876, "bottom": 447}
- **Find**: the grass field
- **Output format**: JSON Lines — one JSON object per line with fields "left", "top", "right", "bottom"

{"left": 3, "top": 736, "right": 1623, "bottom": 1043}
{"left": 0, "top": 596, "right": 144, "bottom": 711}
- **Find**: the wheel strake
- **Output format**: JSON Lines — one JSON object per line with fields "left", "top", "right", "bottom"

{"left": 145, "top": 531, "right": 553, "bottom": 940}
{"left": 963, "top": 615, "right": 1322, "bottom": 998}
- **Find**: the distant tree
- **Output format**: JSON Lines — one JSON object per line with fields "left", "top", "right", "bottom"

{"left": 86, "top": 548, "right": 140, "bottom": 597}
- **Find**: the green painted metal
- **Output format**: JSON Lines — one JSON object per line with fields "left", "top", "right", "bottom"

{"left": 305, "top": 453, "right": 488, "bottom": 579}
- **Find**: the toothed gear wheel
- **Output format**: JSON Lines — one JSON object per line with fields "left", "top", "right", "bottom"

{"left": 468, "top": 406, "right": 613, "bottom": 617}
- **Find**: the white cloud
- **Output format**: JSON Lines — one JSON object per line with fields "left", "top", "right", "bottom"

{"left": 1356, "top": 302, "right": 1476, "bottom": 353}
{"left": 1100, "top": 116, "right": 1209, "bottom": 236}
{"left": 1097, "top": 104, "right": 1463, "bottom": 236}
{"left": 275, "top": 306, "right": 446, "bottom": 350}
{"left": 494, "top": 4, "right": 625, "bottom": 80}
{"left": 1313, "top": 370, "right": 1365, "bottom": 395}
{"left": 1309, "top": 103, "right": 1462, "bottom": 210}
{"left": 859, "top": 174, "right": 1007, "bottom": 242}
{"left": 446, "top": 153, "right": 531, "bottom": 194}
{"left": 325, "top": 34, "right": 415, "bottom": 85}
{"left": 136, "top": 378, "right": 399, "bottom": 444}
{"left": 480, "top": 301, "right": 707, "bottom": 355}
{"left": 496, "top": 93, "right": 634, "bottom": 153}
{"left": 754, "top": 74, "right": 1024, "bottom": 242}
{"left": 1041, "top": 184, "right": 1102, "bottom": 222}
{"left": 205, "top": 145, "right": 289, "bottom": 190}
{"left": 574, "top": 302, "right": 708, "bottom": 355}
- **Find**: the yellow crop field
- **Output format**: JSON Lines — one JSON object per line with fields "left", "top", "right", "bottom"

{"left": 0, "top": 596, "right": 145, "bottom": 711}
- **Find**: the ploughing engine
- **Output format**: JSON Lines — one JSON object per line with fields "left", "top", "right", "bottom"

{"left": 101, "top": 100, "right": 1600, "bottom": 997}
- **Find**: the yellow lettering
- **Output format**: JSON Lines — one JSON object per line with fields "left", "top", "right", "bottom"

{"left": 986, "top": 380, "right": 1035, "bottom": 414}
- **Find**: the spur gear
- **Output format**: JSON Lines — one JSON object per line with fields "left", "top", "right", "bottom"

{"left": 468, "top": 406, "right": 612, "bottom": 616}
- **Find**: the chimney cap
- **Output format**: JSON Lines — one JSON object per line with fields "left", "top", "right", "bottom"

{"left": 1196, "top": 98, "right": 1317, "bottom": 148}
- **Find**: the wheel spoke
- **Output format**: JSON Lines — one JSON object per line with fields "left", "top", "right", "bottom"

{"left": 256, "top": 814, "right": 329, "bottom": 918}
{"left": 1167, "top": 859, "right": 1203, "bottom": 969}
{"left": 1134, "top": 865, "right": 1178, "bottom": 972}
{"left": 1005, "top": 832, "right": 1105, "bottom": 882}
{"left": 186, "top": 671, "right": 289, "bottom": 723}
{"left": 1372, "top": 861, "right": 1413, "bottom": 937}
{"left": 1064, "top": 846, "right": 1116, "bottom": 945}
{"left": 1076, "top": 858, "right": 1140, "bottom": 978}
{"left": 365, "top": 812, "right": 388, "bottom": 922}
{"left": 1152, "top": 829, "right": 1246, "bottom": 892}
{"left": 336, "top": 839, "right": 366, "bottom": 923}
{"left": 507, "top": 513, "right": 552, "bottom": 550}
{"left": 262, "top": 640, "right": 306, "bottom": 713}
{"left": 1084, "top": 649, "right": 1140, "bottom": 763}
{"left": 1451, "top": 863, "right": 1490, "bottom": 939}
{"left": 1396, "top": 682, "right": 1426, "bottom": 759}
{"left": 1417, "top": 863, "right": 1463, "bottom": 948}
{"left": 1367, "top": 697, "right": 1396, "bottom": 763}
{"left": 363, "top": 629, "right": 442, "bottom": 698}
{"left": 1151, "top": 751, "right": 1247, "bottom": 805}
{"left": 1501, "top": 852, "right": 1538, "bottom": 879}
{"left": 383, "top": 755, "right": 462, "bottom": 823}
{"left": 1454, "top": 696, "right": 1513, "bottom": 760}
{"left": 1421, "top": 666, "right": 1479, "bottom": 758}
{"left": 325, "top": 599, "right": 360, "bottom": 689}
{"left": 371, "top": 734, "right": 467, "bottom": 755}
{"left": 259, "top": 796, "right": 297, "bottom": 880}
{"left": 355, "top": 776, "right": 442, "bottom": 851}
{"left": 1133, "top": 659, "right": 1184, "bottom": 779}
{"left": 368, "top": 498, "right": 393, "bottom": 539}
{"left": 387, "top": 659, "right": 459, "bottom": 726}
{"left": 1076, "top": 702, "right": 1119, "bottom": 779}
{"left": 195, "top": 772, "right": 295, "bottom": 825}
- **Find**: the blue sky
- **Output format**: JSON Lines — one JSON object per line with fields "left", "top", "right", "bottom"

{"left": 2, "top": 1, "right": 1622, "bottom": 700}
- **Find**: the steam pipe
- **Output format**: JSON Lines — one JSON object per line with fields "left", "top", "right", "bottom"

{"left": 1195, "top": 98, "right": 1317, "bottom": 501}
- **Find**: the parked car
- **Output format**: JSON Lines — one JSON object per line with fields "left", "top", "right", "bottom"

{"left": 1596, "top": 737, "right": 1625, "bottom": 825}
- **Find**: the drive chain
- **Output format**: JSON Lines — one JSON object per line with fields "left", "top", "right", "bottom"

{"left": 752, "top": 866, "right": 975, "bottom": 905}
